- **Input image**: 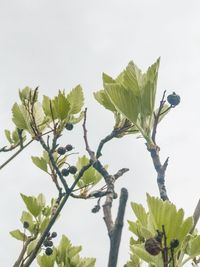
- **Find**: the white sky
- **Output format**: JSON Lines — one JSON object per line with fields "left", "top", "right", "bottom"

{"left": 0, "top": 0, "right": 200, "bottom": 266}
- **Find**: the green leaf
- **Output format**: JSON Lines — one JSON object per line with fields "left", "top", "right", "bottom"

{"left": 40, "top": 217, "right": 50, "bottom": 233}
{"left": 42, "top": 95, "right": 53, "bottom": 118}
{"left": 94, "top": 89, "right": 117, "bottom": 112}
{"left": 53, "top": 91, "right": 70, "bottom": 120}
{"left": 19, "top": 87, "right": 38, "bottom": 103}
{"left": 37, "top": 251, "right": 55, "bottom": 267}
{"left": 20, "top": 193, "right": 42, "bottom": 217}
{"left": 147, "top": 194, "right": 193, "bottom": 246}
{"left": 68, "top": 246, "right": 82, "bottom": 258}
{"left": 131, "top": 245, "right": 157, "bottom": 265}
{"left": 105, "top": 83, "right": 139, "bottom": 124}
{"left": 75, "top": 156, "right": 103, "bottom": 187}
{"left": 10, "top": 229, "right": 27, "bottom": 241}
{"left": 69, "top": 111, "right": 84, "bottom": 124}
{"left": 20, "top": 211, "right": 35, "bottom": 233}
{"left": 31, "top": 156, "right": 48, "bottom": 173}
{"left": 188, "top": 235, "right": 200, "bottom": 257}
{"left": 33, "top": 102, "right": 46, "bottom": 129}
{"left": 67, "top": 85, "right": 84, "bottom": 114}
{"left": 27, "top": 239, "right": 38, "bottom": 256}
{"left": 131, "top": 202, "right": 148, "bottom": 227}
{"left": 141, "top": 58, "right": 160, "bottom": 117}
{"left": 4, "top": 130, "right": 12, "bottom": 143}
{"left": 37, "top": 193, "right": 46, "bottom": 208}
{"left": 12, "top": 103, "right": 30, "bottom": 131}
{"left": 57, "top": 235, "right": 71, "bottom": 263}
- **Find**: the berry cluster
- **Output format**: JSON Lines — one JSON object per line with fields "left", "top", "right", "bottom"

{"left": 57, "top": 144, "right": 74, "bottom": 156}
{"left": 61, "top": 165, "right": 77, "bottom": 176}
{"left": 43, "top": 232, "right": 57, "bottom": 256}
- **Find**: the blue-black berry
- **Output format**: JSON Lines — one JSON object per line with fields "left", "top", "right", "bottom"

{"left": 61, "top": 168, "right": 69, "bottom": 176}
{"left": 51, "top": 232, "right": 57, "bottom": 238}
{"left": 167, "top": 92, "right": 180, "bottom": 107}
{"left": 57, "top": 147, "right": 67, "bottom": 155}
{"left": 65, "top": 123, "right": 74, "bottom": 130}
{"left": 65, "top": 144, "right": 73, "bottom": 151}
{"left": 23, "top": 221, "right": 29, "bottom": 229}
{"left": 45, "top": 247, "right": 53, "bottom": 256}
{"left": 68, "top": 166, "right": 77, "bottom": 174}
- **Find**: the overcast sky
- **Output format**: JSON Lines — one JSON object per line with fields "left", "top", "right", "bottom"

{"left": 0, "top": 1, "right": 200, "bottom": 266}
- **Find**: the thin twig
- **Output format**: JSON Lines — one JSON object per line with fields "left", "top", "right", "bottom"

{"left": 38, "top": 136, "right": 69, "bottom": 192}
{"left": 82, "top": 108, "right": 96, "bottom": 161}
{"left": 13, "top": 235, "right": 37, "bottom": 267}
{"left": 152, "top": 90, "right": 166, "bottom": 145}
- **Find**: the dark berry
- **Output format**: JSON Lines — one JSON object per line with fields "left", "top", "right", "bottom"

{"left": 23, "top": 221, "right": 29, "bottom": 229}
{"left": 145, "top": 238, "right": 162, "bottom": 256}
{"left": 65, "top": 144, "right": 73, "bottom": 151}
{"left": 45, "top": 247, "right": 53, "bottom": 256}
{"left": 57, "top": 147, "right": 66, "bottom": 155}
{"left": 51, "top": 232, "right": 57, "bottom": 238}
{"left": 170, "top": 239, "right": 179, "bottom": 249}
{"left": 167, "top": 92, "right": 180, "bottom": 107}
{"left": 91, "top": 205, "right": 101, "bottom": 213}
{"left": 68, "top": 166, "right": 77, "bottom": 174}
{"left": 61, "top": 168, "right": 69, "bottom": 176}
{"left": 65, "top": 123, "right": 73, "bottom": 130}
{"left": 43, "top": 240, "right": 53, "bottom": 247}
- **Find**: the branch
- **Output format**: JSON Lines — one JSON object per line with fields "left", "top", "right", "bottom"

{"left": 0, "top": 139, "right": 33, "bottom": 170}
{"left": 22, "top": 161, "right": 92, "bottom": 267}
{"left": 147, "top": 145, "right": 169, "bottom": 201}
{"left": 39, "top": 136, "right": 69, "bottom": 193}
{"left": 107, "top": 188, "right": 128, "bottom": 267}
{"left": 152, "top": 90, "right": 166, "bottom": 145}
{"left": 96, "top": 130, "right": 117, "bottom": 158}
{"left": 13, "top": 235, "right": 37, "bottom": 267}
{"left": 83, "top": 108, "right": 96, "bottom": 161}
{"left": 0, "top": 129, "right": 54, "bottom": 171}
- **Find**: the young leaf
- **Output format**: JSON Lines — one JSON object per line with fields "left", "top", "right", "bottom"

{"left": 53, "top": 91, "right": 70, "bottom": 120}
{"left": 12, "top": 103, "right": 30, "bottom": 131}
{"left": 31, "top": 156, "right": 48, "bottom": 173}
{"left": 4, "top": 130, "right": 12, "bottom": 144}
{"left": 131, "top": 203, "right": 148, "bottom": 227}
{"left": 20, "top": 211, "right": 35, "bottom": 233}
{"left": 93, "top": 89, "right": 117, "bottom": 112}
{"left": 104, "top": 83, "right": 139, "bottom": 124}
{"left": 10, "top": 229, "right": 27, "bottom": 241}
{"left": 42, "top": 95, "right": 53, "bottom": 118}
{"left": 67, "top": 85, "right": 84, "bottom": 114}
{"left": 20, "top": 193, "right": 42, "bottom": 218}
{"left": 187, "top": 235, "right": 200, "bottom": 257}
{"left": 37, "top": 252, "right": 55, "bottom": 267}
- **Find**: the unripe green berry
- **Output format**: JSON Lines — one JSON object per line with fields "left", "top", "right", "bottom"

{"left": 45, "top": 247, "right": 53, "bottom": 256}
{"left": 23, "top": 221, "right": 29, "bottom": 229}
{"left": 68, "top": 166, "right": 77, "bottom": 174}
{"left": 65, "top": 123, "right": 74, "bottom": 130}
{"left": 65, "top": 144, "right": 73, "bottom": 151}
{"left": 61, "top": 168, "right": 69, "bottom": 176}
{"left": 57, "top": 147, "right": 66, "bottom": 155}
